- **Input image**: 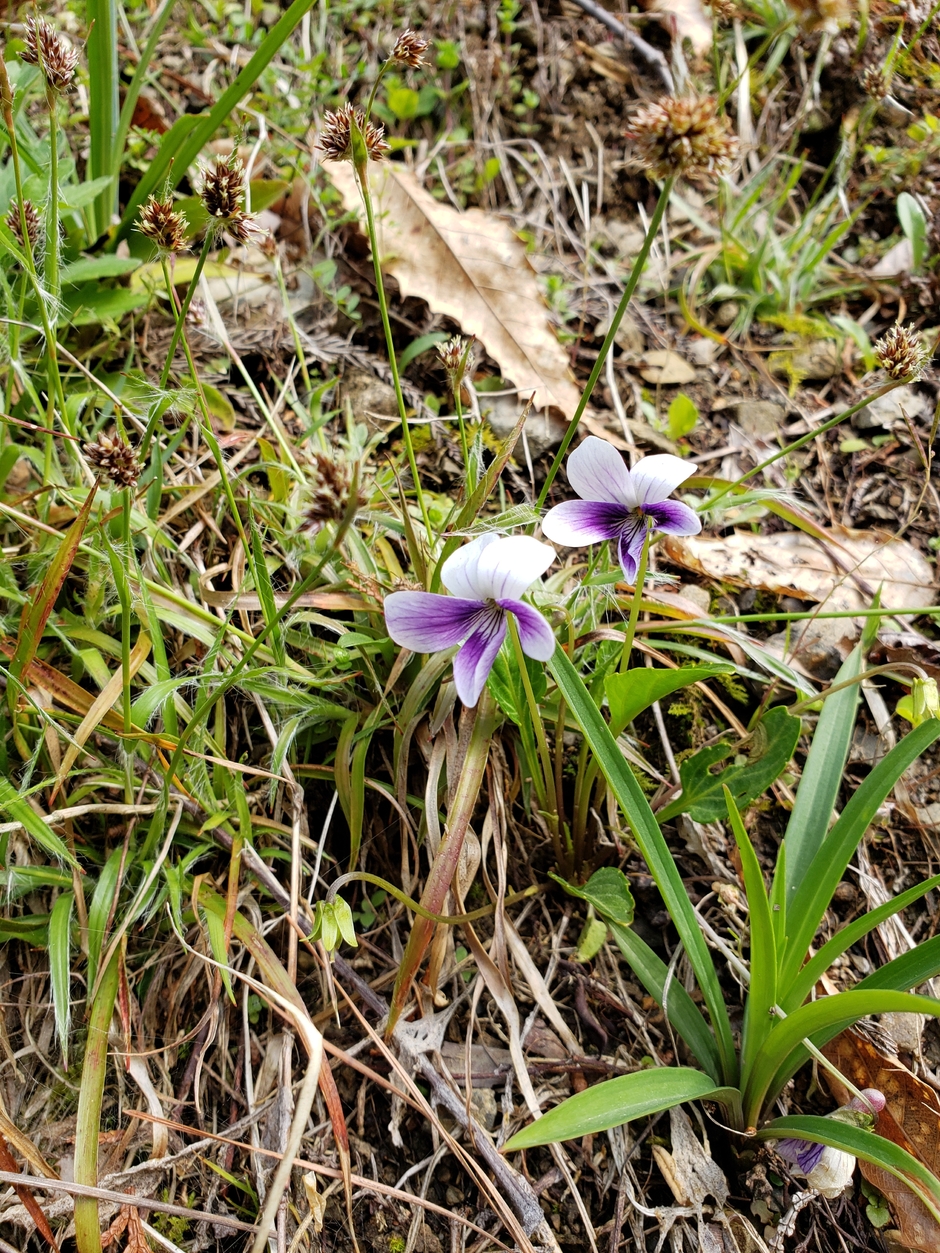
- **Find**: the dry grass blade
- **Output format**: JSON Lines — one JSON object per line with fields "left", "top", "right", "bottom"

{"left": 0, "top": 1132, "right": 59, "bottom": 1251}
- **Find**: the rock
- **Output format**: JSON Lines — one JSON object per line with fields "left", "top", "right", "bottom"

{"left": 484, "top": 394, "right": 567, "bottom": 459}
{"left": 468, "top": 1087, "right": 498, "bottom": 1130}
{"left": 714, "top": 301, "right": 739, "bottom": 328}
{"left": 679, "top": 584, "right": 711, "bottom": 613}
{"left": 869, "top": 237, "right": 913, "bottom": 277}
{"left": 764, "top": 619, "right": 855, "bottom": 680}
{"left": 687, "top": 338, "right": 720, "bottom": 366}
{"left": 594, "top": 312, "right": 644, "bottom": 354}
{"left": 338, "top": 368, "right": 400, "bottom": 432}
{"left": 728, "top": 400, "right": 788, "bottom": 440}
{"left": 639, "top": 349, "right": 697, "bottom": 385}
{"left": 770, "top": 340, "right": 841, "bottom": 381}
{"left": 853, "top": 384, "right": 930, "bottom": 430}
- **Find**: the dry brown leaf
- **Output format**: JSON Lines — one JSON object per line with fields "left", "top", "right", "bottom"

{"left": 823, "top": 1030, "right": 940, "bottom": 1252}
{"left": 574, "top": 40, "right": 632, "bottom": 84}
{"left": 662, "top": 525, "right": 934, "bottom": 613}
{"left": 648, "top": 0, "right": 713, "bottom": 54}
{"left": 327, "top": 163, "right": 581, "bottom": 418}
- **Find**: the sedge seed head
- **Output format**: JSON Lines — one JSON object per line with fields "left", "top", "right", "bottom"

{"left": 318, "top": 103, "right": 389, "bottom": 163}
{"left": 874, "top": 323, "right": 930, "bottom": 381}
{"left": 138, "top": 195, "right": 189, "bottom": 253}
{"left": 224, "top": 210, "right": 268, "bottom": 246}
{"left": 6, "top": 199, "right": 41, "bottom": 251}
{"left": 84, "top": 433, "right": 142, "bottom": 488}
{"left": 201, "top": 155, "right": 245, "bottom": 220}
{"left": 304, "top": 454, "right": 364, "bottom": 530}
{"left": 861, "top": 65, "right": 890, "bottom": 100}
{"left": 436, "top": 336, "right": 475, "bottom": 391}
{"left": 626, "top": 95, "right": 738, "bottom": 183}
{"left": 21, "top": 15, "right": 78, "bottom": 91}
{"left": 390, "top": 29, "right": 430, "bottom": 69}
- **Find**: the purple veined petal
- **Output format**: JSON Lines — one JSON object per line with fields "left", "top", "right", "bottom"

{"left": 542, "top": 499, "right": 629, "bottom": 547}
{"left": 776, "top": 1138, "right": 827, "bottom": 1174}
{"left": 453, "top": 609, "right": 507, "bottom": 707}
{"left": 565, "top": 436, "right": 634, "bottom": 506}
{"left": 629, "top": 453, "right": 696, "bottom": 506}
{"left": 384, "top": 591, "right": 485, "bottom": 652}
{"left": 498, "top": 598, "right": 556, "bottom": 661}
{"left": 617, "top": 516, "right": 647, "bottom": 583}
{"left": 440, "top": 534, "right": 499, "bottom": 600}
{"left": 472, "top": 535, "right": 556, "bottom": 601}
{"left": 644, "top": 498, "right": 702, "bottom": 537}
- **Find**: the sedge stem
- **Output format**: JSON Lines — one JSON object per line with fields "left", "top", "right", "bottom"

{"left": 507, "top": 616, "right": 564, "bottom": 864}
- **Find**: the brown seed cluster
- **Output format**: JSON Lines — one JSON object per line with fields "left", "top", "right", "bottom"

{"left": 138, "top": 195, "right": 189, "bottom": 253}
{"left": 202, "top": 156, "right": 245, "bottom": 220}
{"left": 390, "top": 29, "right": 430, "bottom": 69}
{"left": 874, "top": 323, "right": 930, "bottom": 381}
{"left": 84, "top": 433, "right": 142, "bottom": 488}
{"left": 20, "top": 15, "right": 78, "bottom": 92}
{"left": 626, "top": 95, "right": 738, "bottom": 183}
{"left": 318, "top": 103, "right": 389, "bottom": 164}
{"left": 304, "top": 454, "right": 364, "bottom": 530}
{"left": 861, "top": 65, "right": 890, "bottom": 100}
{"left": 6, "top": 199, "right": 41, "bottom": 251}
{"left": 437, "top": 336, "right": 475, "bottom": 391}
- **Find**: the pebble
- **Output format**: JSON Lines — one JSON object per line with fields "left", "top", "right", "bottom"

{"left": 485, "top": 395, "right": 567, "bottom": 459}
{"left": 639, "top": 349, "right": 696, "bottom": 385}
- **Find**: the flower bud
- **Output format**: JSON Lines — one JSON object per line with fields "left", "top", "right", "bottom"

{"left": 898, "top": 677, "right": 940, "bottom": 728}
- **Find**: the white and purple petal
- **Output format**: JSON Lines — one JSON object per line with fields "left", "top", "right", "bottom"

{"left": 471, "top": 535, "right": 556, "bottom": 600}
{"left": 617, "top": 517, "right": 648, "bottom": 582}
{"left": 384, "top": 591, "right": 484, "bottom": 652}
{"left": 498, "top": 599, "right": 556, "bottom": 661}
{"left": 629, "top": 453, "right": 696, "bottom": 506}
{"left": 453, "top": 610, "right": 507, "bottom": 707}
{"left": 541, "top": 499, "right": 628, "bottom": 547}
{"left": 776, "top": 1138, "right": 826, "bottom": 1174}
{"left": 643, "top": 498, "right": 702, "bottom": 536}
{"left": 565, "top": 436, "right": 635, "bottom": 506}
{"left": 440, "top": 533, "right": 500, "bottom": 600}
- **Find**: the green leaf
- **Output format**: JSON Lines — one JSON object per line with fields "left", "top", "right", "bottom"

{"left": 857, "top": 933, "right": 940, "bottom": 993}
{"left": 61, "top": 256, "right": 142, "bottom": 285}
{"left": 667, "top": 393, "right": 699, "bottom": 440}
{"left": 724, "top": 788, "right": 776, "bottom": 1074}
{"left": 779, "top": 719, "right": 940, "bottom": 990}
{"left": 783, "top": 646, "right": 862, "bottom": 907}
{"left": 784, "top": 872, "right": 940, "bottom": 1011}
{"left": 548, "top": 644, "right": 736, "bottom": 1083}
{"left": 58, "top": 175, "right": 116, "bottom": 212}
{"left": 743, "top": 989, "right": 940, "bottom": 1123}
{"left": 203, "top": 902, "right": 235, "bottom": 1003}
{"left": 0, "top": 778, "right": 77, "bottom": 867}
{"left": 756, "top": 1117, "right": 940, "bottom": 1222}
{"left": 605, "top": 663, "right": 732, "bottom": 736}
{"left": 399, "top": 331, "right": 451, "bottom": 371}
{"left": 576, "top": 918, "right": 609, "bottom": 962}
{"left": 488, "top": 648, "right": 547, "bottom": 728}
{"left": 86, "top": 847, "right": 124, "bottom": 992}
{"left": 387, "top": 85, "right": 420, "bottom": 120}
{"left": 504, "top": 1067, "right": 730, "bottom": 1148}
{"left": 60, "top": 284, "right": 149, "bottom": 327}
{"left": 49, "top": 890, "right": 74, "bottom": 1068}
{"left": 85, "top": 0, "right": 120, "bottom": 239}
{"left": 898, "top": 191, "right": 928, "bottom": 272}
{"left": 659, "top": 705, "right": 801, "bottom": 824}
{"left": 608, "top": 921, "right": 722, "bottom": 1080}
{"left": 551, "top": 866, "right": 634, "bottom": 926}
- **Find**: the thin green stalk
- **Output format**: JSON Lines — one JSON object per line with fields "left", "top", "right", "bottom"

{"left": 453, "top": 385, "right": 472, "bottom": 493}
{"left": 353, "top": 154, "right": 434, "bottom": 547}
{"left": 45, "top": 88, "right": 61, "bottom": 310}
{"left": 507, "top": 616, "right": 564, "bottom": 864}
{"left": 537, "top": 176, "right": 675, "bottom": 511}
{"left": 121, "top": 489, "right": 132, "bottom": 734}
{"left": 620, "top": 528, "right": 651, "bottom": 673}
{"left": 73, "top": 948, "right": 120, "bottom": 1253}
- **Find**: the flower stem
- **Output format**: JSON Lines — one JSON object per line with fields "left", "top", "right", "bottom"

{"left": 507, "top": 616, "right": 564, "bottom": 864}
{"left": 620, "top": 527, "right": 652, "bottom": 673}
{"left": 536, "top": 175, "right": 675, "bottom": 512}
{"left": 354, "top": 157, "right": 434, "bottom": 547}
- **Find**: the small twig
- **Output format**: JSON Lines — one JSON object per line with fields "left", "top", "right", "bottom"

{"left": 563, "top": 0, "right": 674, "bottom": 91}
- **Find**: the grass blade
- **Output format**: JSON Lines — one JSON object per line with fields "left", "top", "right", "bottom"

{"left": 779, "top": 720, "right": 940, "bottom": 990}
{"left": 504, "top": 1068, "right": 733, "bottom": 1148}
{"left": 724, "top": 787, "right": 776, "bottom": 1075}
{"left": 0, "top": 778, "right": 78, "bottom": 867}
{"left": 783, "top": 646, "right": 862, "bottom": 906}
{"left": 608, "top": 921, "right": 721, "bottom": 1081}
{"left": 86, "top": 847, "right": 124, "bottom": 993}
{"left": 48, "top": 890, "right": 74, "bottom": 1068}
{"left": 549, "top": 643, "right": 737, "bottom": 1084}
{"left": 857, "top": 934, "right": 940, "bottom": 993}
{"left": 73, "top": 948, "right": 120, "bottom": 1253}
{"left": 85, "top": 0, "right": 119, "bottom": 241}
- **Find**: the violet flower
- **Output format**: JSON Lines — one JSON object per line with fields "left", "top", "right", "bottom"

{"left": 384, "top": 534, "right": 556, "bottom": 708}
{"left": 776, "top": 1089, "right": 886, "bottom": 1199}
{"left": 541, "top": 436, "right": 702, "bottom": 581}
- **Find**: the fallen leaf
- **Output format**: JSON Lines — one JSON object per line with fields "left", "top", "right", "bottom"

{"left": 662, "top": 525, "right": 935, "bottom": 613}
{"left": 640, "top": 349, "right": 697, "bottom": 385}
{"left": 326, "top": 163, "right": 581, "bottom": 418}
{"left": 823, "top": 1029, "right": 940, "bottom": 1252}
{"left": 648, "top": 0, "right": 713, "bottom": 54}
{"left": 575, "top": 40, "right": 631, "bottom": 84}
